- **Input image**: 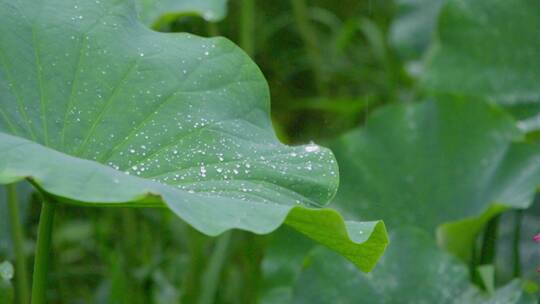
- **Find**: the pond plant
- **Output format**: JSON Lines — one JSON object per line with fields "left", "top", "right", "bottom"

{"left": 1, "top": 0, "right": 540, "bottom": 303}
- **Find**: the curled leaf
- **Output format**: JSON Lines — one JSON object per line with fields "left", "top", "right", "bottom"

{"left": 0, "top": 0, "right": 387, "bottom": 267}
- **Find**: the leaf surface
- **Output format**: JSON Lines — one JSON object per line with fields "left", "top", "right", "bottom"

{"left": 331, "top": 98, "right": 540, "bottom": 257}
{"left": 0, "top": 0, "right": 387, "bottom": 269}
{"left": 423, "top": 0, "right": 540, "bottom": 130}
{"left": 290, "top": 228, "right": 536, "bottom": 304}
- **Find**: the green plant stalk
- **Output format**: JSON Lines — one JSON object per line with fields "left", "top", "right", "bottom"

{"left": 7, "top": 184, "right": 30, "bottom": 304}
{"left": 512, "top": 210, "right": 522, "bottom": 277}
{"left": 239, "top": 233, "right": 265, "bottom": 302}
{"left": 240, "top": 0, "right": 255, "bottom": 56}
{"left": 479, "top": 215, "right": 500, "bottom": 266}
{"left": 31, "top": 198, "right": 56, "bottom": 304}
{"left": 182, "top": 228, "right": 206, "bottom": 303}
{"left": 470, "top": 236, "right": 479, "bottom": 283}
{"left": 291, "top": 0, "right": 327, "bottom": 95}
{"left": 197, "top": 232, "right": 232, "bottom": 304}
{"left": 472, "top": 215, "right": 501, "bottom": 287}
{"left": 121, "top": 209, "right": 138, "bottom": 264}
{"left": 207, "top": 22, "right": 220, "bottom": 37}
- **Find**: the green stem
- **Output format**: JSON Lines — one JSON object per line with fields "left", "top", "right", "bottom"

{"left": 207, "top": 22, "right": 220, "bottom": 37}
{"left": 474, "top": 216, "right": 501, "bottom": 291}
{"left": 470, "top": 235, "right": 479, "bottom": 284}
{"left": 240, "top": 0, "right": 255, "bottom": 56}
{"left": 197, "top": 232, "right": 232, "bottom": 304}
{"left": 182, "top": 228, "right": 205, "bottom": 303}
{"left": 121, "top": 209, "right": 138, "bottom": 264}
{"left": 479, "top": 215, "right": 500, "bottom": 266}
{"left": 31, "top": 198, "right": 56, "bottom": 304}
{"left": 7, "top": 184, "right": 30, "bottom": 304}
{"left": 512, "top": 210, "right": 522, "bottom": 277}
{"left": 291, "top": 0, "right": 327, "bottom": 95}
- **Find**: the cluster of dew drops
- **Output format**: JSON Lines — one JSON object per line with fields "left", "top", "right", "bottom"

{"left": 64, "top": 3, "right": 336, "bottom": 203}
{"left": 105, "top": 130, "right": 336, "bottom": 203}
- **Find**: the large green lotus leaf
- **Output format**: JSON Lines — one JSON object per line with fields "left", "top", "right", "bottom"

{"left": 290, "top": 228, "right": 536, "bottom": 304}
{"left": 0, "top": 0, "right": 388, "bottom": 270}
{"left": 331, "top": 98, "right": 540, "bottom": 257}
{"left": 423, "top": 0, "right": 540, "bottom": 130}
{"left": 388, "top": 0, "right": 443, "bottom": 62}
{"left": 136, "top": 0, "right": 228, "bottom": 27}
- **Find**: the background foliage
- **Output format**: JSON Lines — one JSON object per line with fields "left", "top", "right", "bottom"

{"left": 1, "top": 0, "right": 539, "bottom": 303}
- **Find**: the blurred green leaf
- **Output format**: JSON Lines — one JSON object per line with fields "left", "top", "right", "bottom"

{"left": 389, "top": 0, "right": 443, "bottom": 62}
{"left": 151, "top": 271, "right": 181, "bottom": 304}
{"left": 259, "top": 213, "right": 388, "bottom": 302}
{"left": 262, "top": 96, "right": 540, "bottom": 303}
{"left": 284, "top": 97, "right": 374, "bottom": 114}
{"left": 331, "top": 98, "right": 540, "bottom": 258}
{"left": 289, "top": 228, "right": 536, "bottom": 304}
{"left": 359, "top": 18, "right": 387, "bottom": 65}
{"left": 423, "top": 0, "right": 540, "bottom": 131}
{"left": 136, "top": 0, "right": 228, "bottom": 27}
{"left": 259, "top": 226, "right": 316, "bottom": 304}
